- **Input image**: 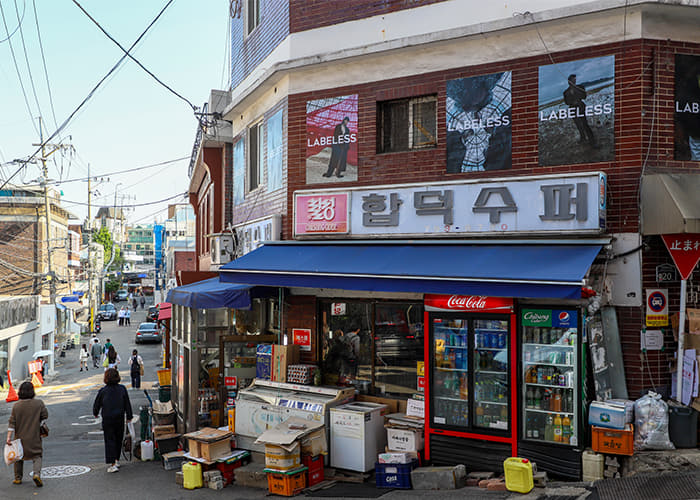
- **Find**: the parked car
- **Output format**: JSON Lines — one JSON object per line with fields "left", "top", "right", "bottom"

{"left": 135, "top": 322, "right": 162, "bottom": 344}
{"left": 114, "top": 290, "right": 128, "bottom": 302}
{"left": 146, "top": 305, "right": 159, "bottom": 322}
{"left": 97, "top": 303, "right": 117, "bottom": 321}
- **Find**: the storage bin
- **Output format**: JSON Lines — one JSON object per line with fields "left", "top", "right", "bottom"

{"left": 591, "top": 424, "right": 634, "bottom": 456}
{"left": 182, "top": 461, "right": 203, "bottom": 489}
{"left": 582, "top": 450, "right": 604, "bottom": 482}
{"left": 302, "top": 454, "right": 324, "bottom": 487}
{"left": 157, "top": 369, "right": 171, "bottom": 386}
{"left": 668, "top": 401, "right": 698, "bottom": 448}
{"left": 375, "top": 459, "right": 419, "bottom": 489}
{"left": 503, "top": 457, "right": 534, "bottom": 494}
{"left": 155, "top": 435, "right": 180, "bottom": 455}
{"left": 158, "top": 385, "right": 172, "bottom": 403}
{"left": 153, "top": 411, "right": 176, "bottom": 426}
{"left": 265, "top": 466, "right": 307, "bottom": 496}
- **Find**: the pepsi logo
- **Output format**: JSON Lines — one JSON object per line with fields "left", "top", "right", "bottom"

{"left": 558, "top": 312, "right": 570, "bottom": 322}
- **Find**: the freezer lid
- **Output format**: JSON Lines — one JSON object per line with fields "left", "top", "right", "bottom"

{"left": 254, "top": 379, "right": 354, "bottom": 398}
{"left": 334, "top": 402, "right": 388, "bottom": 413}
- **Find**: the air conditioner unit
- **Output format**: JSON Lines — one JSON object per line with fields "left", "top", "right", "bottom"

{"left": 211, "top": 234, "right": 234, "bottom": 265}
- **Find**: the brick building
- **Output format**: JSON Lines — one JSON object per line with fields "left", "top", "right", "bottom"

{"left": 179, "top": 0, "right": 700, "bottom": 476}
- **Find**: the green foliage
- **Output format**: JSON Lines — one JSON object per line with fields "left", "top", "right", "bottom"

{"left": 92, "top": 226, "right": 113, "bottom": 266}
{"left": 105, "top": 278, "right": 121, "bottom": 294}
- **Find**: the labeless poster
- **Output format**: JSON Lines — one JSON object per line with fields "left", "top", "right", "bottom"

{"left": 675, "top": 54, "right": 700, "bottom": 161}
{"left": 306, "top": 94, "right": 358, "bottom": 184}
{"left": 446, "top": 71, "right": 512, "bottom": 172}
{"left": 538, "top": 55, "right": 615, "bottom": 166}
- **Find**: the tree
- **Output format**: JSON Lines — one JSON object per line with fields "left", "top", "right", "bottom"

{"left": 105, "top": 277, "right": 121, "bottom": 294}
{"left": 92, "top": 226, "right": 114, "bottom": 266}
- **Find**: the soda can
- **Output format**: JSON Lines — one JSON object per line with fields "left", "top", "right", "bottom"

{"left": 559, "top": 374, "right": 566, "bottom": 386}
{"left": 499, "top": 332, "right": 506, "bottom": 348}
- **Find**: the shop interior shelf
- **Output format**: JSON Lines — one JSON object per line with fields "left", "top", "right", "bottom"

{"left": 477, "top": 400, "right": 507, "bottom": 406}
{"left": 523, "top": 361, "right": 572, "bottom": 368}
{"left": 475, "top": 370, "right": 507, "bottom": 375}
{"left": 474, "top": 347, "right": 506, "bottom": 351}
{"left": 522, "top": 343, "right": 574, "bottom": 348}
{"left": 444, "top": 345, "right": 469, "bottom": 349}
{"left": 435, "top": 395, "right": 469, "bottom": 402}
{"left": 524, "top": 408, "right": 574, "bottom": 416}
{"left": 525, "top": 382, "right": 573, "bottom": 389}
{"left": 436, "top": 367, "right": 469, "bottom": 372}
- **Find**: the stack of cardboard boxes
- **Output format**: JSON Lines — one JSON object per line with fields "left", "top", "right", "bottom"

{"left": 376, "top": 397, "right": 425, "bottom": 489}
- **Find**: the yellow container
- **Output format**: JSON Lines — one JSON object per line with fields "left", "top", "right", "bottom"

{"left": 182, "top": 461, "right": 203, "bottom": 490}
{"left": 157, "top": 369, "right": 172, "bottom": 386}
{"left": 503, "top": 457, "right": 534, "bottom": 494}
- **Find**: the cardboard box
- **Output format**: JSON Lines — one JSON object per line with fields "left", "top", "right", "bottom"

{"left": 300, "top": 427, "right": 327, "bottom": 456}
{"left": 406, "top": 398, "right": 425, "bottom": 419}
{"left": 256, "top": 344, "right": 272, "bottom": 380}
{"left": 356, "top": 395, "right": 406, "bottom": 414}
{"left": 378, "top": 452, "right": 415, "bottom": 464}
{"left": 271, "top": 344, "right": 300, "bottom": 383}
{"left": 265, "top": 441, "right": 301, "bottom": 471}
{"left": 184, "top": 427, "right": 234, "bottom": 462}
{"left": 387, "top": 427, "right": 424, "bottom": 452}
{"left": 588, "top": 401, "right": 627, "bottom": 429}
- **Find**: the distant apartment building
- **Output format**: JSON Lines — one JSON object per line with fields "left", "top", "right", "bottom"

{"left": 123, "top": 224, "right": 155, "bottom": 270}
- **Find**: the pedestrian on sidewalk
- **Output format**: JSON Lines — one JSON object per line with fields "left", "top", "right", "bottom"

{"left": 91, "top": 338, "right": 102, "bottom": 368}
{"left": 93, "top": 368, "right": 133, "bottom": 473}
{"left": 139, "top": 293, "right": 145, "bottom": 309}
{"left": 118, "top": 307, "right": 125, "bottom": 326}
{"left": 104, "top": 345, "right": 121, "bottom": 371}
{"left": 128, "top": 349, "right": 143, "bottom": 389}
{"left": 125, "top": 307, "right": 131, "bottom": 327}
{"left": 132, "top": 296, "right": 138, "bottom": 310}
{"left": 6, "top": 381, "right": 48, "bottom": 487}
{"left": 79, "top": 344, "right": 90, "bottom": 372}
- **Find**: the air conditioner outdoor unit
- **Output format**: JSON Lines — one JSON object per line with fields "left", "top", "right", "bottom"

{"left": 211, "top": 234, "right": 234, "bottom": 265}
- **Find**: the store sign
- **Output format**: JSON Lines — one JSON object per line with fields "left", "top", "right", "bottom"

{"left": 662, "top": 234, "right": 700, "bottom": 280}
{"left": 331, "top": 303, "right": 346, "bottom": 316}
{"left": 233, "top": 214, "right": 281, "bottom": 257}
{"left": 645, "top": 289, "right": 669, "bottom": 327}
{"left": 417, "top": 376, "right": 426, "bottom": 392}
{"left": 292, "top": 328, "right": 311, "bottom": 351}
{"left": 425, "top": 294, "right": 513, "bottom": 312}
{"left": 295, "top": 172, "right": 605, "bottom": 238}
{"left": 224, "top": 376, "right": 238, "bottom": 388}
{"left": 294, "top": 193, "right": 349, "bottom": 235}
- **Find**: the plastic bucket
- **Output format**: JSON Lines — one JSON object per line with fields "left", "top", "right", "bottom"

{"left": 158, "top": 385, "right": 171, "bottom": 403}
{"left": 668, "top": 401, "right": 698, "bottom": 448}
{"left": 157, "top": 369, "right": 171, "bottom": 386}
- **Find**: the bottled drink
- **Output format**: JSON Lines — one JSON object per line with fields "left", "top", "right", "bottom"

{"left": 459, "top": 374, "right": 468, "bottom": 400}
{"left": 534, "top": 387, "right": 541, "bottom": 408}
{"left": 542, "top": 389, "right": 551, "bottom": 411}
{"left": 532, "top": 415, "right": 540, "bottom": 439}
{"left": 552, "top": 390, "right": 562, "bottom": 412}
{"left": 554, "top": 414, "right": 563, "bottom": 442}
{"left": 536, "top": 366, "right": 543, "bottom": 384}
{"left": 545, "top": 415, "right": 554, "bottom": 441}
{"left": 476, "top": 405, "right": 484, "bottom": 426}
{"left": 526, "top": 416, "right": 533, "bottom": 438}
{"left": 562, "top": 416, "right": 571, "bottom": 444}
{"left": 567, "top": 391, "right": 574, "bottom": 413}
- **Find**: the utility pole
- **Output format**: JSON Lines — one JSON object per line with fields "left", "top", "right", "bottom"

{"left": 87, "top": 163, "right": 93, "bottom": 332}
{"left": 38, "top": 117, "right": 56, "bottom": 304}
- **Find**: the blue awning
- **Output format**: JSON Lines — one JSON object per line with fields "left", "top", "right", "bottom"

{"left": 166, "top": 277, "right": 252, "bottom": 310}
{"left": 60, "top": 295, "right": 79, "bottom": 303}
{"left": 219, "top": 241, "right": 602, "bottom": 300}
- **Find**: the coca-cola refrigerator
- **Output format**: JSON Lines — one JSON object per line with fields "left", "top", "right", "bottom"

{"left": 424, "top": 294, "right": 518, "bottom": 470}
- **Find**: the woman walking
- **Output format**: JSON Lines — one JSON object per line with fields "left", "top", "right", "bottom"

{"left": 93, "top": 368, "right": 133, "bottom": 473}
{"left": 79, "top": 344, "right": 90, "bottom": 372}
{"left": 104, "top": 345, "right": 121, "bottom": 371}
{"left": 6, "top": 382, "right": 48, "bottom": 486}
{"left": 127, "top": 349, "right": 143, "bottom": 389}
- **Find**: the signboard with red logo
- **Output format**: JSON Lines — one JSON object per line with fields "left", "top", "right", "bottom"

{"left": 662, "top": 234, "right": 700, "bottom": 280}
{"left": 645, "top": 289, "right": 669, "bottom": 327}
{"left": 417, "top": 376, "right": 426, "bottom": 391}
{"left": 331, "top": 303, "right": 346, "bottom": 316}
{"left": 424, "top": 294, "right": 513, "bottom": 312}
{"left": 224, "top": 376, "right": 238, "bottom": 388}
{"left": 292, "top": 328, "right": 312, "bottom": 351}
{"left": 294, "top": 192, "right": 349, "bottom": 236}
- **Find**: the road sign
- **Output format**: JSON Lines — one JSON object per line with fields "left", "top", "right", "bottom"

{"left": 662, "top": 234, "right": 700, "bottom": 280}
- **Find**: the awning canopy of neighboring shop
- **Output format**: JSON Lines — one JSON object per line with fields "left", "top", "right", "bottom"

{"left": 641, "top": 173, "right": 700, "bottom": 235}
{"left": 157, "top": 302, "right": 172, "bottom": 320}
{"left": 166, "top": 278, "right": 252, "bottom": 310}
{"left": 219, "top": 241, "right": 603, "bottom": 300}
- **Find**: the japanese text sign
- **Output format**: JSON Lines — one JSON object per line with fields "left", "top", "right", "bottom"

{"left": 662, "top": 234, "right": 700, "bottom": 280}
{"left": 645, "top": 289, "right": 669, "bottom": 327}
{"left": 294, "top": 193, "right": 349, "bottom": 235}
{"left": 292, "top": 328, "right": 311, "bottom": 351}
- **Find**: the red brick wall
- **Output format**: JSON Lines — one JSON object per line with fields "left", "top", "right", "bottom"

{"left": 290, "top": 0, "right": 449, "bottom": 33}
{"left": 286, "top": 295, "right": 317, "bottom": 364}
{"left": 173, "top": 251, "right": 196, "bottom": 274}
{"left": 0, "top": 220, "right": 40, "bottom": 295}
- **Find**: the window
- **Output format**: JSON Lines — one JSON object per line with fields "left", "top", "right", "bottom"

{"left": 247, "top": 122, "right": 264, "bottom": 192}
{"left": 246, "top": 0, "right": 260, "bottom": 35}
{"left": 377, "top": 95, "right": 437, "bottom": 153}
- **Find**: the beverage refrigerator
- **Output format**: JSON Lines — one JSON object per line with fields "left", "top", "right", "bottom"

{"left": 424, "top": 295, "right": 517, "bottom": 471}
{"left": 517, "top": 307, "right": 584, "bottom": 480}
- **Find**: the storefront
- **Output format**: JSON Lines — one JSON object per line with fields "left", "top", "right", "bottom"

{"left": 166, "top": 278, "right": 279, "bottom": 433}
{"left": 217, "top": 172, "right": 608, "bottom": 477}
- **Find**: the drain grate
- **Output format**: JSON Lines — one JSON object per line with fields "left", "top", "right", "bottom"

{"left": 596, "top": 472, "right": 699, "bottom": 500}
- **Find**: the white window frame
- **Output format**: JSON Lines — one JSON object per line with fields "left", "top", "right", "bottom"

{"left": 246, "top": 0, "right": 260, "bottom": 36}
{"left": 247, "top": 121, "right": 264, "bottom": 192}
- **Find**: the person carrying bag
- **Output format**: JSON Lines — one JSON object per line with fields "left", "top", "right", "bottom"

{"left": 6, "top": 382, "right": 48, "bottom": 487}
{"left": 127, "top": 350, "right": 143, "bottom": 389}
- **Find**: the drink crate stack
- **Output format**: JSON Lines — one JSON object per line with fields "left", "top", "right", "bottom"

{"left": 376, "top": 397, "right": 425, "bottom": 489}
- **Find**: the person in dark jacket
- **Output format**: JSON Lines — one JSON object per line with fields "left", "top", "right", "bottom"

{"left": 563, "top": 74, "right": 595, "bottom": 146}
{"left": 322, "top": 116, "right": 351, "bottom": 178}
{"left": 93, "top": 368, "right": 133, "bottom": 472}
{"left": 6, "top": 382, "right": 48, "bottom": 486}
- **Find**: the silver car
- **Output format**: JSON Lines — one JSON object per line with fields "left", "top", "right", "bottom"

{"left": 135, "top": 322, "right": 162, "bottom": 344}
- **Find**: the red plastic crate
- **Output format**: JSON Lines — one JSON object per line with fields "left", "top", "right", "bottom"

{"left": 302, "top": 454, "right": 324, "bottom": 487}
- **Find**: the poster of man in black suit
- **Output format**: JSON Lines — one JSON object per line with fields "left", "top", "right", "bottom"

{"left": 323, "top": 116, "right": 351, "bottom": 178}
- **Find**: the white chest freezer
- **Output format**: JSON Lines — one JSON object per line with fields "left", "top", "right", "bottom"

{"left": 330, "top": 402, "right": 388, "bottom": 472}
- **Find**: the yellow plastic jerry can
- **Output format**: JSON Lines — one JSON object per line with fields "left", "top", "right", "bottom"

{"left": 503, "top": 457, "right": 534, "bottom": 493}
{"left": 182, "top": 461, "right": 203, "bottom": 489}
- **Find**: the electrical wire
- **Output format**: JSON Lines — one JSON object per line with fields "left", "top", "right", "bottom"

{"left": 0, "top": 0, "right": 23, "bottom": 43}
{"left": 71, "top": 0, "right": 197, "bottom": 113}
{"left": 61, "top": 191, "right": 186, "bottom": 208}
{"left": 13, "top": 0, "right": 46, "bottom": 126}
{"left": 0, "top": 0, "right": 174, "bottom": 192}
{"left": 31, "top": 0, "right": 58, "bottom": 131}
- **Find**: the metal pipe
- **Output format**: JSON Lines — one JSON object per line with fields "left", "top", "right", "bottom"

{"left": 677, "top": 279, "right": 687, "bottom": 403}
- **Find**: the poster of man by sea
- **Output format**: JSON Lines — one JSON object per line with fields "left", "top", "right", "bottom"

{"left": 538, "top": 55, "right": 615, "bottom": 166}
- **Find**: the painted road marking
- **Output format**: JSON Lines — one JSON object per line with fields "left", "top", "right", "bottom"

{"left": 72, "top": 415, "right": 101, "bottom": 426}
{"left": 41, "top": 465, "right": 91, "bottom": 478}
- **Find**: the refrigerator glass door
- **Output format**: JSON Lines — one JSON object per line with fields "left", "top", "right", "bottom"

{"left": 431, "top": 317, "right": 469, "bottom": 428}
{"left": 473, "top": 319, "right": 509, "bottom": 431}
{"left": 521, "top": 310, "right": 578, "bottom": 446}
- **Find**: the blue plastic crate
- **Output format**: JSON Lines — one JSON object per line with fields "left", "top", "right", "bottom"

{"left": 375, "top": 459, "right": 418, "bottom": 489}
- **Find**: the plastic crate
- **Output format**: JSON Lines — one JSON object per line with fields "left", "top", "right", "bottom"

{"left": 375, "top": 459, "right": 418, "bottom": 489}
{"left": 591, "top": 424, "right": 634, "bottom": 456}
{"left": 302, "top": 454, "right": 324, "bottom": 487}
{"left": 265, "top": 466, "right": 307, "bottom": 497}
{"left": 157, "top": 369, "right": 172, "bottom": 386}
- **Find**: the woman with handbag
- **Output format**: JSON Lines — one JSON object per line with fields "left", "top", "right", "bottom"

{"left": 127, "top": 349, "right": 144, "bottom": 389}
{"left": 6, "top": 382, "right": 48, "bottom": 487}
{"left": 104, "top": 345, "right": 121, "bottom": 372}
{"left": 93, "top": 368, "right": 133, "bottom": 473}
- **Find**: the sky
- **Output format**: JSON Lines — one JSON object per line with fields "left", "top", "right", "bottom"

{"left": 0, "top": 0, "right": 230, "bottom": 225}
{"left": 538, "top": 55, "right": 615, "bottom": 105}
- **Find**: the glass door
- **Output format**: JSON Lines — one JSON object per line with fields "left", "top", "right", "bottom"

{"left": 473, "top": 319, "right": 509, "bottom": 431}
{"left": 521, "top": 309, "right": 579, "bottom": 446}
{"left": 431, "top": 317, "right": 469, "bottom": 428}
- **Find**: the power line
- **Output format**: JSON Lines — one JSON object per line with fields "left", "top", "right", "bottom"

{"left": 71, "top": 0, "right": 197, "bottom": 113}
{"left": 61, "top": 191, "right": 186, "bottom": 208}
{"left": 0, "top": 0, "right": 23, "bottom": 43}
{"left": 0, "top": 0, "right": 175, "bottom": 192}
{"left": 14, "top": 0, "right": 45, "bottom": 126}
{"left": 31, "top": 0, "right": 58, "bottom": 131}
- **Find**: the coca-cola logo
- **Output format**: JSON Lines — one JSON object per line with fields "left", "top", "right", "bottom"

{"left": 523, "top": 311, "right": 549, "bottom": 323}
{"left": 446, "top": 295, "right": 488, "bottom": 309}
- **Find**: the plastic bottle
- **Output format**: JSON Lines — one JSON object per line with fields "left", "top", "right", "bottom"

{"left": 553, "top": 414, "right": 563, "bottom": 443}
{"left": 542, "top": 389, "right": 551, "bottom": 411}
{"left": 459, "top": 374, "right": 468, "bottom": 400}
{"left": 552, "top": 390, "right": 562, "bottom": 412}
{"left": 545, "top": 414, "right": 554, "bottom": 441}
{"left": 526, "top": 416, "right": 533, "bottom": 438}
{"left": 532, "top": 416, "right": 540, "bottom": 439}
{"left": 562, "top": 416, "right": 571, "bottom": 444}
{"left": 476, "top": 405, "right": 484, "bottom": 426}
{"left": 533, "top": 387, "right": 541, "bottom": 408}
